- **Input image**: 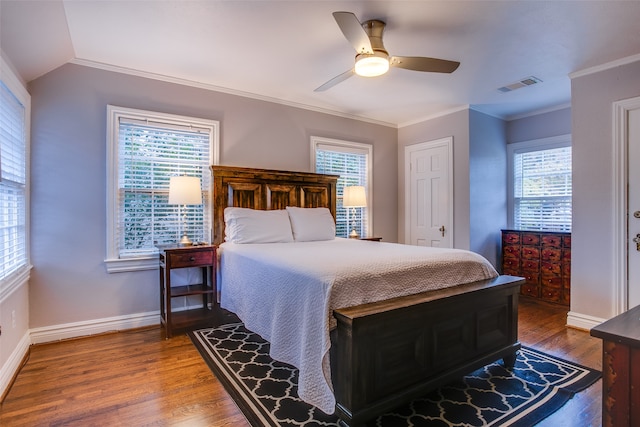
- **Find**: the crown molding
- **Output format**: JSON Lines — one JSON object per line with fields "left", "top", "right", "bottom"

{"left": 569, "top": 53, "right": 640, "bottom": 79}
{"left": 398, "top": 105, "right": 471, "bottom": 128}
{"left": 506, "top": 103, "right": 571, "bottom": 121}
{"left": 69, "top": 58, "right": 397, "bottom": 128}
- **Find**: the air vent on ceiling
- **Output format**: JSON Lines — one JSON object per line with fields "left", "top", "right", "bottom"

{"left": 498, "top": 76, "right": 542, "bottom": 93}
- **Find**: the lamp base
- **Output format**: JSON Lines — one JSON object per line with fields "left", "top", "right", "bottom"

{"left": 349, "top": 229, "right": 360, "bottom": 239}
{"left": 179, "top": 234, "right": 193, "bottom": 246}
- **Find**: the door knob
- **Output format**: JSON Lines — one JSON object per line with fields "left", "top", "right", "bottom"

{"left": 633, "top": 234, "right": 640, "bottom": 251}
{"left": 439, "top": 225, "right": 445, "bottom": 237}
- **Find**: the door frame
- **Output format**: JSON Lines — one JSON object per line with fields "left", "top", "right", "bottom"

{"left": 404, "top": 137, "right": 454, "bottom": 246}
{"left": 613, "top": 96, "right": 640, "bottom": 314}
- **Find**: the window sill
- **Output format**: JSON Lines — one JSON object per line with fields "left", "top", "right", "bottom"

{"left": 104, "top": 256, "right": 159, "bottom": 273}
{"left": 1, "top": 264, "right": 32, "bottom": 303}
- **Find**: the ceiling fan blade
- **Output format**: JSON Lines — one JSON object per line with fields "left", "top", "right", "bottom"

{"left": 314, "top": 69, "right": 355, "bottom": 92}
{"left": 332, "top": 12, "right": 373, "bottom": 54}
{"left": 390, "top": 56, "right": 460, "bottom": 73}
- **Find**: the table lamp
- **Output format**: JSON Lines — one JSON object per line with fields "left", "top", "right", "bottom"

{"left": 343, "top": 185, "right": 367, "bottom": 238}
{"left": 168, "top": 175, "right": 202, "bottom": 246}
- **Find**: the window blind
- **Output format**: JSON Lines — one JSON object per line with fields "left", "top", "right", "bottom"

{"left": 315, "top": 145, "right": 368, "bottom": 238}
{"left": 117, "top": 120, "right": 211, "bottom": 257}
{"left": 514, "top": 146, "right": 572, "bottom": 231}
{"left": 0, "top": 81, "right": 27, "bottom": 280}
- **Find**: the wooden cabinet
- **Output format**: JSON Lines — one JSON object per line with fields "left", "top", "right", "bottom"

{"left": 591, "top": 304, "right": 640, "bottom": 427}
{"left": 501, "top": 230, "right": 570, "bottom": 305}
{"left": 158, "top": 245, "right": 217, "bottom": 338}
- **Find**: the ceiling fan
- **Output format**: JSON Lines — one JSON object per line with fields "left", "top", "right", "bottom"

{"left": 315, "top": 11, "right": 460, "bottom": 92}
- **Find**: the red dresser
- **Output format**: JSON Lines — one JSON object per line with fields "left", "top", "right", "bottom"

{"left": 501, "top": 229, "right": 571, "bottom": 306}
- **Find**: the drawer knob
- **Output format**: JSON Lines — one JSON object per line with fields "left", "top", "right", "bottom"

{"left": 189, "top": 257, "right": 195, "bottom": 261}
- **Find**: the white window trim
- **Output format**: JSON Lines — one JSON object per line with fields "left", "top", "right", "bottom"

{"left": 506, "top": 134, "right": 571, "bottom": 230}
{"left": 105, "top": 105, "right": 219, "bottom": 273}
{"left": 0, "top": 55, "right": 32, "bottom": 301}
{"left": 310, "top": 136, "right": 373, "bottom": 237}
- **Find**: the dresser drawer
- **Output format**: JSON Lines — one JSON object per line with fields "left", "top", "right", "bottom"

{"left": 521, "top": 284, "right": 540, "bottom": 298}
{"left": 503, "top": 232, "right": 520, "bottom": 244}
{"left": 502, "top": 257, "right": 520, "bottom": 272}
{"left": 521, "top": 259, "right": 540, "bottom": 272}
{"left": 521, "top": 246, "right": 540, "bottom": 259}
{"left": 521, "top": 233, "right": 540, "bottom": 246}
{"left": 503, "top": 245, "right": 520, "bottom": 258}
{"left": 541, "top": 286, "right": 562, "bottom": 303}
{"left": 522, "top": 272, "right": 539, "bottom": 286}
{"left": 541, "top": 275, "right": 562, "bottom": 288}
{"left": 541, "top": 261, "right": 561, "bottom": 276}
{"left": 541, "top": 248, "right": 562, "bottom": 262}
{"left": 541, "top": 235, "right": 562, "bottom": 247}
{"left": 168, "top": 250, "right": 215, "bottom": 268}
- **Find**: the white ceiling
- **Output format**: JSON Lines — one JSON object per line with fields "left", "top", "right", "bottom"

{"left": 2, "top": 0, "right": 640, "bottom": 127}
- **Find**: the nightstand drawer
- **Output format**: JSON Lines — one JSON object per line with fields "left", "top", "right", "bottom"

{"left": 168, "top": 250, "right": 215, "bottom": 268}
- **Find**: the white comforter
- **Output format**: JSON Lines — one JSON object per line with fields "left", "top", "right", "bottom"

{"left": 219, "top": 238, "right": 498, "bottom": 414}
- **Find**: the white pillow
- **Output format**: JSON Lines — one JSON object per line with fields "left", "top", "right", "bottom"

{"left": 224, "top": 207, "right": 293, "bottom": 243}
{"left": 286, "top": 206, "right": 336, "bottom": 242}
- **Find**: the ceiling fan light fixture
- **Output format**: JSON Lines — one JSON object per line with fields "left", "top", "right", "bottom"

{"left": 355, "top": 52, "right": 389, "bottom": 77}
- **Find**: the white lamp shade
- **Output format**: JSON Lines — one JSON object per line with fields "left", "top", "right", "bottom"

{"left": 168, "top": 176, "right": 202, "bottom": 205}
{"left": 343, "top": 185, "right": 367, "bottom": 207}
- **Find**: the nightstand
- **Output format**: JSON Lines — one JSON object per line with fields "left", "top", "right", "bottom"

{"left": 158, "top": 244, "right": 217, "bottom": 338}
{"left": 359, "top": 237, "right": 382, "bottom": 241}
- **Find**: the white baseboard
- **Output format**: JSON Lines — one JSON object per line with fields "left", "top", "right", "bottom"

{"left": 567, "top": 310, "right": 606, "bottom": 331}
{"left": 0, "top": 331, "right": 30, "bottom": 400}
{"left": 29, "top": 310, "right": 160, "bottom": 344}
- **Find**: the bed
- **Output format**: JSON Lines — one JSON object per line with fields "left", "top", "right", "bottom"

{"left": 211, "top": 165, "right": 524, "bottom": 427}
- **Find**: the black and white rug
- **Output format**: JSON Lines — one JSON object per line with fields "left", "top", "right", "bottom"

{"left": 190, "top": 323, "right": 600, "bottom": 427}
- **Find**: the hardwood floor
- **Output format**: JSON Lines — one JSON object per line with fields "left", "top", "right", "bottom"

{"left": 519, "top": 298, "right": 602, "bottom": 427}
{"left": 0, "top": 298, "right": 602, "bottom": 426}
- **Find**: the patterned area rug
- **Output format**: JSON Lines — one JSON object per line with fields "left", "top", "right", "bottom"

{"left": 190, "top": 323, "right": 600, "bottom": 427}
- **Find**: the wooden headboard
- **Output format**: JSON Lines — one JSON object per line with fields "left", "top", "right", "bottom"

{"left": 210, "top": 165, "right": 339, "bottom": 245}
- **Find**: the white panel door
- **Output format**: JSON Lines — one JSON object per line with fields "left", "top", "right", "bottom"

{"left": 405, "top": 138, "right": 453, "bottom": 247}
{"left": 629, "top": 108, "right": 640, "bottom": 308}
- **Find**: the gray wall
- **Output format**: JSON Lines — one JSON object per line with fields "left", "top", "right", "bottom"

{"left": 571, "top": 59, "right": 640, "bottom": 320}
{"left": 469, "top": 110, "right": 507, "bottom": 267}
{"left": 28, "top": 63, "right": 398, "bottom": 329}
{"left": 506, "top": 107, "right": 571, "bottom": 143}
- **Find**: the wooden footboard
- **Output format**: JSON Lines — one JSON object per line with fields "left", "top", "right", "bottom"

{"left": 332, "top": 275, "right": 524, "bottom": 427}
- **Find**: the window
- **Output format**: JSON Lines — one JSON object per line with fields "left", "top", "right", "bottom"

{"left": 311, "top": 136, "right": 372, "bottom": 238}
{"left": 106, "top": 106, "right": 219, "bottom": 272}
{"left": 508, "top": 135, "right": 571, "bottom": 232}
{"left": 0, "top": 58, "right": 31, "bottom": 295}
